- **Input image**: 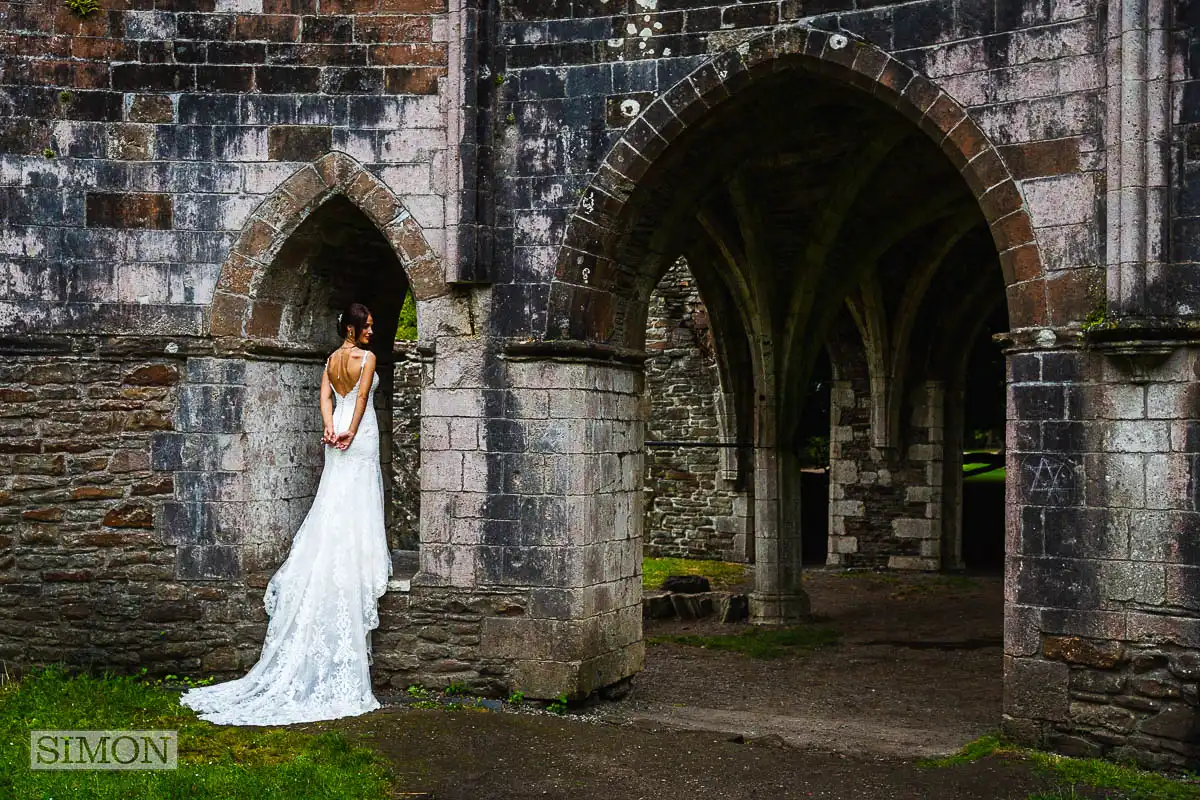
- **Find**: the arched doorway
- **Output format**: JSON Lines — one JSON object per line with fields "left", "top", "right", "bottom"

{"left": 537, "top": 25, "right": 1044, "bottom": 750}
{"left": 195, "top": 154, "right": 444, "bottom": 657}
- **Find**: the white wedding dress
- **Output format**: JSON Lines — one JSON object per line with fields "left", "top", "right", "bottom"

{"left": 180, "top": 356, "right": 392, "bottom": 726}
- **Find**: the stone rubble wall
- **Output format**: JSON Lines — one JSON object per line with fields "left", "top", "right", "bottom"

{"left": 642, "top": 259, "right": 743, "bottom": 562}
{"left": 390, "top": 340, "right": 423, "bottom": 553}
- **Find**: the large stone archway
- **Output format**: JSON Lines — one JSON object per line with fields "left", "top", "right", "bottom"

{"left": 545, "top": 27, "right": 1045, "bottom": 349}
{"left": 527, "top": 28, "right": 1035, "bottom": 625}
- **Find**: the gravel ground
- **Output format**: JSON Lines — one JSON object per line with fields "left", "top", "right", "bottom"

{"left": 318, "top": 570, "right": 1046, "bottom": 799}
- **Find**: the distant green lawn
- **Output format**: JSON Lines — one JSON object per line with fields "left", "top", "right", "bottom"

{"left": 0, "top": 667, "right": 394, "bottom": 800}
{"left": 963, "top": 463, "right": 1006, "bottom": 484}
{"left": 642, "top": 557, "right": 747, "bottom": 592}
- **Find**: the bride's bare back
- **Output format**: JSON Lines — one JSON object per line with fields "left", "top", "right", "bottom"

{"left": 327, "top": 347, "right": 368, "bottom": 395}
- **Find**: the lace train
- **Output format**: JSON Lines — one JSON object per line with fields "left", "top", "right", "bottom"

{"left": 181, "top": 371, "right": 391, "bottom": 726}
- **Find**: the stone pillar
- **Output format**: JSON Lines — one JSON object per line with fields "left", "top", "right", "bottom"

{"left": 750, "top": 405, "right": 809, "bottom": 624}
{"left": 472, "top": 356, "right": 644, "bottom": 697}
{"left": 826, "top": 373, "right": 949, "bottom": 570}
{"left": 1003, "top": 341, "right": 1200, "bottom": 769}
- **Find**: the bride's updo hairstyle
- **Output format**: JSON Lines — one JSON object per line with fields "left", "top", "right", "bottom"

{"left": 338, "top": 302, "right": 371, "bottom": 340}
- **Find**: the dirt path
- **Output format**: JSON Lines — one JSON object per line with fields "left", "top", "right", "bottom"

{"left": 606, "top": 569, "right": 1004, "bottom": 759}
{"left": 319, "top": 571, "right": 1027, "bottom": 798}
{"left": 329, "top": 709, "right": 1053, "bottom": 799}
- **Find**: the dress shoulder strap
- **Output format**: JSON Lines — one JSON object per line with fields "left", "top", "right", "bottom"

{"left": 357, "top": 348, "right": 368, "bottom": 381}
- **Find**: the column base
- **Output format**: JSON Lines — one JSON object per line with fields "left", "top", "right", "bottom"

{"left": 749, "top": 591, "right": 811, "bottom": 625}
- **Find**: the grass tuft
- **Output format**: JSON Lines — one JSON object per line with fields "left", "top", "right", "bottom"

{"left": 921, "top": 734, "right": 1200, "bottom": 800}
{"left": 642, "top": 557, "right": 747, "bottom": 592}
{"left": 0, "top": 665, "right": 395, "bottom": 799}
{"left": 648, "top": 625, "right": 839, "bottom": 659}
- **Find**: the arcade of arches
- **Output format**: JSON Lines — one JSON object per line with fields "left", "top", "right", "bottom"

{"left": 4, "top": 3, "right": 1200, "bottom": 772}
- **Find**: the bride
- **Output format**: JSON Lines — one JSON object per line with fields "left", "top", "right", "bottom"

{"left": 181, "top": 303, "right": 392, "bottom": 725}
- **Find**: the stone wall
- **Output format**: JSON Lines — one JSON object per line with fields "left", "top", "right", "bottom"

{"left": 0, "top": 0, "right": 461, "bottom": 337}
{"left": 390, "top": 339, "right": 422, "bottom": 552}
{"left": 0, "top": 352, "right": 197, "bottom": 670}
{"left": 828, "top": 376, "right": 948, "bottom": 570}
{"left": 642, "top": 259, "right": 742, "bottom": 561}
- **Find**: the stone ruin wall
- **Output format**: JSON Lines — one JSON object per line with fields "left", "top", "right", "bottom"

{"left": 390, "top": 339, "right": 422, "bottom": 554}
{"left": 642, "top": 259, "right": 742, "bottom": 562}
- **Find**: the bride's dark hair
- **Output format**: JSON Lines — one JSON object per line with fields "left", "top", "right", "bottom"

{"left": 338, "top": 303, "right": 371, "bottom": 340}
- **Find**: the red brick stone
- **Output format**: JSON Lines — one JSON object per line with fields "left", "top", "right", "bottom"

{"left": 355, "top": 15, "right": 432, "bottom": 42}
{"left": 1043, "top": 635, "right": 1125, "bottom": 669}
{"left": 22, "top": 507, "right": 63, "bottom": 522}
{"left": 998, "top": 138, "right": 1082, "bottom": 180}
{"left": 233, "top": 14, "right": 300, "bottom": 42}
{"left": 378, "top": 0, "right": 446, "bottom": 11}
{"left": 43, "top": 570, "right": 94, "bottom": 582}
{"left": 210, "top": 292, "right": 249, "bottom": 337}
{"left": 123, "top": 364, "right": 180, "bottom": 386}
{"left": 990, "top": 210, "right": 1037, "bottom": 252}
{"left": 279, "top": 165, "right": 327, "bottom": 206}
{"left": 85, "top": 193, "right": 173, "bottom": 229}
{"left": 999, "top": 243, "right": 1043, "bottom": 285}
{"left": 1046, "top": 267, "right": 1101, "bottom": 327}
{"left": 246, "top": 301, "right": 284, "bottom": 338}
{"left": 321, "top": 0, "right": 379, "bottom": 11}
{"left": 128, "top": 94, "right": 174, "bottom": 123}
{"left": 103, "top": 503, "right": 154, "bottom": 529}
{"left": 1007, "top": 278, "right": 1048, "bottom": 329}
{"left": 978, "top": 180, "right": 1023, "bottom": 224}
{"left": 235, "top": 219, "right": 280, "bottom": 262}
{"left": 217, "top": 252, "right": 259, "bottom": 295}
{"left": 384, "top": 66, "right": 443, "bottom": 95}
{"left": 268, "top": 125, "right": 332, "bottom": 161}
{"left": 123, "top": 410, "right": 173, "bottom": 431}
{"left": 360, "top": 186, "right": 401, "bottom": 225}
{"left": 368, "top": 43, "right": 447, "bottom": 67}
{"left": 72, "top": 486, "right": 125, "bottom": 500}
{"left": 132, "top": 476, "right": 174, "bottom": 496}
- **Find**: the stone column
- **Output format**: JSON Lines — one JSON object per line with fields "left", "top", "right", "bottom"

{"left": 750, "top": 404, "right": 809, "bottom": 624}
{"left": 472, "top": 359, "right": 648, "bottom": 695}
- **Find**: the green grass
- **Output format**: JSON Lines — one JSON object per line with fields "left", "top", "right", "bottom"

{"left": 922, "top": 734, "right": 1200, "bottom": 800}
{"left": 0, "top": 666, "right": 395, "bottom": 799}
{"left": 648, "top": 625, "right": 839, "bottom": 659}
{"left": 963, "top": 464, "right": 1006, "bottom": 484}
{"left": 643, "top": 556, "right": 747, "bottom": 591}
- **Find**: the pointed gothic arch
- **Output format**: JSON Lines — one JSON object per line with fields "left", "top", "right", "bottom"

{"left": 547, "top": 25, "right": 1046, "bottom": 347}
{"left": 208, "top": 151, "right": 447, "bottom": 342}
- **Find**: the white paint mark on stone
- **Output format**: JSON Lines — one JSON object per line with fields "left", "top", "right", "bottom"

{"left": 653, "top": 20, "right": 662, "bottom": 28}
{"left": 718, "top": 69, "right": 728, "bottom": 79}
{"left": 165, "top": 342, "right": 179, "bottom": 354}
{"left": 736, "top": 41, "right": 750, "bottom": 56}
{"left": 639, "top": 27, "right": 652, "bottom": 39}
{"left": 581, "top": 192, "right": 596, "bottom": 214}
{"left": 634, "top": 0, "right": 657, "bottom": 9}
{"left": 626, "top": 23, "right": 638, "bottom": 34}
{"left": 829, "top": 33, "right": 848, "bottom": 49}
{"left": 619, "top": 98, "right": 641, "bottom": 117}
{"left": 638, "top": 40, "right": 647, "bottom": 49}
{"left": 608, "top": 38, "right": 623, "bottom": 47}
{"left": 582, "top": 268, "right": 591, "bottom": 283}
{"left": 662, "top": 48, "right": 671, "bottom": 56}
{"left": 1034, "top": 328, "right": 1057, "bottom": 347}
